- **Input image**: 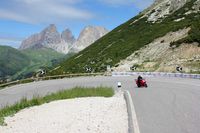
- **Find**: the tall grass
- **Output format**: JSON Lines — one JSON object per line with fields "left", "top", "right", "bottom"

{"left": 0, "top": 87, "right": 114, "bottom": 125}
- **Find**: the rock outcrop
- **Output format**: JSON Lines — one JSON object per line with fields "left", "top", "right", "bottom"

{"left": 144, "top": 0, "right": 190, "bottom": 22}
{"left": 113, "top": 28, "right": 191, "bottom": 72}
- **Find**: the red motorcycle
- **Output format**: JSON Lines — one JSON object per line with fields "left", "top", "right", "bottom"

{"left": 135, "top": 79, "right": 148, "bottom": 88}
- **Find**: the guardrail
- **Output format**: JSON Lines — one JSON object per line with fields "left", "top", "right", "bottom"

{"left": 1, "top": 72, "right": 199, "bottom": 89}
{"left": 112, "top": 72, "right": 200, "bottom": 79}
{"left": 0, "top": 73, "right": 105, "bottom": 89}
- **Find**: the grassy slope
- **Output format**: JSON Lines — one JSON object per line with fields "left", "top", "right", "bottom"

{"left": 50, "top": 0, "right": 199, "bottom": 75}
{"left": 22, "top": 48, "right": 64, "bottom": 64}
{"left": 0, "top": 46, "right": 66, "bottom": 80}
{"left": 13, "top": 48, "right": 65, "bottom": 79}
{"left": 0, "top": 46, "right": 30, "bottom": 78}
{"left": 0, "top": 87, "right": 114, "bottom": 125}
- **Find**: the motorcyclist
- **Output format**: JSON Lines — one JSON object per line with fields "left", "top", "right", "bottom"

{"left": 137, "top": 75, "right": 143, "bottom": 87}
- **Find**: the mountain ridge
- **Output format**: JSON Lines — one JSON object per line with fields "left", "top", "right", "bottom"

{"left": 20, "top": 25, "right": 109, "bottom": 54}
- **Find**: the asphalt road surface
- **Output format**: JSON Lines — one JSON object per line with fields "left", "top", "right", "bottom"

{"left": 0, "top": 76, "right": 200, "bottom": 133}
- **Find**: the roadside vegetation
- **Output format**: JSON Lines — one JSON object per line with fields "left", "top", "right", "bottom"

{"left": 50, "top": 0, "right": 200, "bottom": 75}
{"left": 0, "top": 87, "right": 114, "bottom": 125}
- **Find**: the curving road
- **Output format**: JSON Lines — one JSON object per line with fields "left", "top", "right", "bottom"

{"left": 0, "top": 76, "right": 200, "bottom": 133}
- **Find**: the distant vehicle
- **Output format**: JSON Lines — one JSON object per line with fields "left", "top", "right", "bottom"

{"left": 135, "top": 79, "right": 148, "bottom": 88}
{"left": 117, "top": 82, "right": 122, "bottom": 88}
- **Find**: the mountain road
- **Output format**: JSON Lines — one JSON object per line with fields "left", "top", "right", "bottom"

{"left": 0, "top": 76, "right": 200, "bottom": 133}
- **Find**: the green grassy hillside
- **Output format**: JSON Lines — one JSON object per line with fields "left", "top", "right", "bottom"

{"left": 0, "top": 46, "right": 66, "bottom": 80}
{"left": 50, "top": 0, "right": 200, "bottom": 75}
{"left": 13, "top": 48, "right": 65, "bottom": 79}
{"left": 22, "top": 48, "right": 64, "bottom": 65}
{"left": 0, "top": 46, "right": 30, "bottom": 78}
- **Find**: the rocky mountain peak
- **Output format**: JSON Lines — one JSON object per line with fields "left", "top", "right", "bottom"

{"left": 41, "top": 24, "right": 62, "bottom": 45}
{"left": 75, "top": 26, "right": 109, "bottom": 51}
{"left": 80, "top": 26, "right": 108, "bottom": 36}
{"left": 43, "top": 24, "right": 57, "bottom": 33}
{"left": 61, "top": 29, "right": 75, "bottom": 44}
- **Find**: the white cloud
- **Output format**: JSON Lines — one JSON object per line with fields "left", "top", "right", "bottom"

{"left": 0, "top": 0, "right": 94, "bottom": 24}
{"left": 133, "top": 0, "right": 154, "bottom": 9}
{"left": 0, "top": 38, "right": 22, "bottom": 48}
{"left": 0, "top": 0, "right": 154, "bottom": 24}
{"left": 0, "top": 9, "right": 34, "bottom": 24}
{"left": 99, "top": 0, "right": 154, "bottom": 9}
{"left": 98, "top": 0, "right": 134, "bottom": 6}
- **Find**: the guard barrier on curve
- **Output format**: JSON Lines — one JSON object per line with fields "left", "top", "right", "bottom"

{"left": 112, "top": 72, "right": 200, "bottom": 79}
{"left": 0, "top": 73, "right": 105, "bottom": 89}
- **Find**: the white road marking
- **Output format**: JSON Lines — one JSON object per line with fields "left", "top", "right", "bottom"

{"left": 126, "top": 90, "right": 140, "bottom": 133}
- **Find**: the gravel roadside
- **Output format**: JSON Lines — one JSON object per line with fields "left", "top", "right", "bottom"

{"left": 0, "top": 92, "right": 128, "bottom": 133}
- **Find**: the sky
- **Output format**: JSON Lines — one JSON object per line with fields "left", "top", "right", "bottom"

{"left": 0, "top": 0, "right": 154, "bottom": 48}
